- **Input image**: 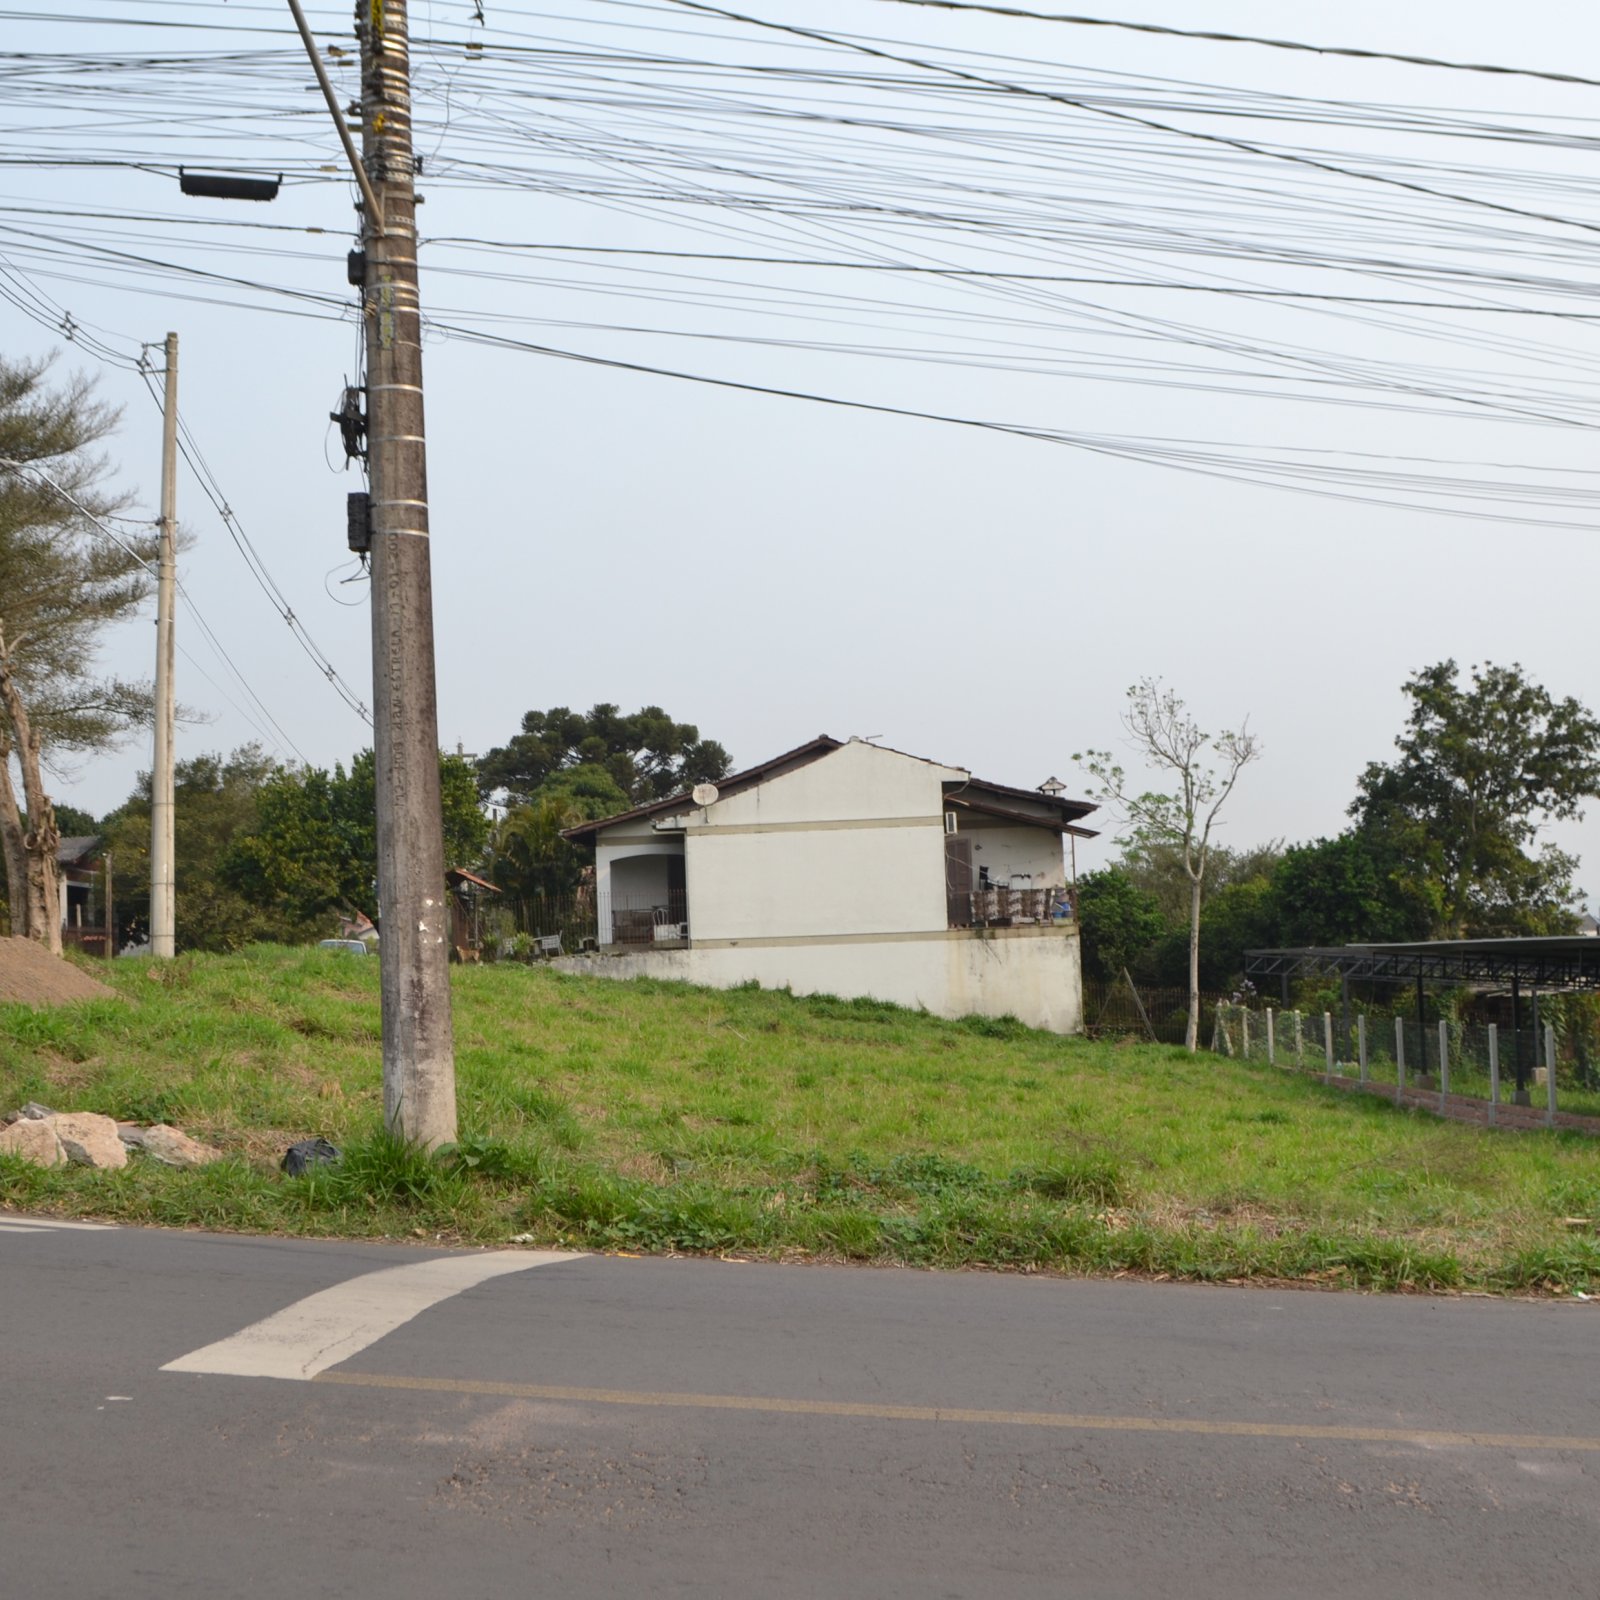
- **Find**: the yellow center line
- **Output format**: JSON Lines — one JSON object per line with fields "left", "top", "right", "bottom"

{"left": 311, "top": 1371, "right": 1600, "bottom": 1451}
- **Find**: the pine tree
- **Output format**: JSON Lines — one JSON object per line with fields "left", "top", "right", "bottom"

{"left": 0, "top": 355, "right": 154, "bottom": 949}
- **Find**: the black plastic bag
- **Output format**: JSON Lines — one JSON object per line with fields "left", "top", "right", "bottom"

{"left": 281, "top": 1137, "right": 341, "bottom": 1177}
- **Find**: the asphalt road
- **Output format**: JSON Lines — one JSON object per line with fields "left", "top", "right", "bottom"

{"left": 3, "top": 1216, "right": 1597, "bottom": 1598}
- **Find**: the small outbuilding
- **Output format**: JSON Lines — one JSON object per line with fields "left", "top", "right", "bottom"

{"left": 446, "top": 866, "right": 500, "bottom": 962}
{"left": 57, "top": 836, "right": 111, "bottom": 957}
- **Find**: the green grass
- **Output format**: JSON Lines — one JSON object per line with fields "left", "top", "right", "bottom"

{"left": 2, "top": 945, "right": 1598, "bottom": 1293}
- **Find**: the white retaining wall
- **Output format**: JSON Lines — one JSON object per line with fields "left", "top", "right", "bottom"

{"left": 552, "top": 924, "right": 1082, "bottom": 1034}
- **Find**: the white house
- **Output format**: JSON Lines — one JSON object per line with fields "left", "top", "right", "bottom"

{"left": 556, "top": 736, "right": 1097, "bottom": 1033}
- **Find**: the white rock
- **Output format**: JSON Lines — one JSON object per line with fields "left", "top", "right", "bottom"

{"left": 139, "top": 1124, "right": 223, "bottom": 1168}
{"left": 52, "top": 1113, "right": 128, "bottom": 1170}
{"left": 0, "top": 1117, "right": 65, "bottom": 1168}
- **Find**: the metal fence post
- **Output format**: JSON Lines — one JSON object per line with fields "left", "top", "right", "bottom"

{"left": 1487, "top": 1023, "right": 1499, "bottom": 1127}
{"left": 1295, "top": 1011, "right": 1304, "bottom": 1071}
{"left": 1323, "top": 1012, "right": 1334, "bottom": 1081}
{"left": 1546, "top": 1022, "right": 1557, "bottom": 1128}
{"left": 1438, "top": 1018, "right": 1449, "bottom": 1109}
{"left": 1394, "top": 1016, "right": 1405, "bottom": 1103}
{"left": 1266, "top": 1006, "right": 1275, "bottom": 1066}
{"left": 1358, "top": 1014, "right": 1367, "bottom": 1082}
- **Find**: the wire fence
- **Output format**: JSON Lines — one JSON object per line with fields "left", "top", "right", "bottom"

{"left": 1212, "top": 1003, "right": 1600, "bottom": 1124}
{"left": 461, "top": 893, "right": 700, "bottom": 960}
{"left": 1082, "top": 979, "right": 1233, "bottom": 1046}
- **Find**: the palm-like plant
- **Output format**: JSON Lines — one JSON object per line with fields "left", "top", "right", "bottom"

{"left": 489, "top": 794, "right": 586, "bottom": 899}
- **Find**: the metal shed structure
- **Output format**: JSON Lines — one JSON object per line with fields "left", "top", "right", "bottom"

{"left": 1244, "top": 937, "right": 1600, "bottom": 1098}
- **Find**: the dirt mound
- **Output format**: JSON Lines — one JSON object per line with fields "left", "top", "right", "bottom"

{"left": 0, "top": 937, "right": 115, "bottom": 1006}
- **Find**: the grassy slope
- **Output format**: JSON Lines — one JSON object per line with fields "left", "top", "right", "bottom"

{"left": 1, "top": 946, "right": 1597, "bottom": 1291}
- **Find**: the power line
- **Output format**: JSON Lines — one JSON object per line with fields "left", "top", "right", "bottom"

{"left": 14, "top": 213, "right": 1600, "bottom": 432}
{"left": 19, "top": 0, "right": 1596, "bottom": 97}
{"left": 13, "top": 221, "right": 1600, "bottom": 512}
{"left": 136, "top": 361, "right": 372, "bottom": 724}
{"left": 0, "top": 249, "right": 369, "bottom": 727}
{"left": 868, "top": 1, "right": 1600, "bottom": 91}
{"left": 0, "top": 455, "right": 158, "bottom": 572}
{"left": 6, "top": 8, "right": 1600, "bottom": 537}
{"left": 416, "top": 238, "right": 1600, "bottom": 318}
{"left": 172, "top": 575, "right": 308, "bottom": 760}
{"left": 12, "top": 214, "right": 1600, "bottom": 324}
{"left": 430, "top": 319, "right": 1600, "bottom": 530}
{"left": 0, "top": 452, "right": 308, "bottom": 759}
{"left": 175, "top": 637, "right": 295, "bottom": 754}
{"left": 664, "top": 0, "right": 1600, "bottom": 242}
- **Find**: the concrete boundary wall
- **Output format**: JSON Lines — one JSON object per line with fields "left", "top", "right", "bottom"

{"left": 552, "top": 925, "right": 1083, "bottom": 1034}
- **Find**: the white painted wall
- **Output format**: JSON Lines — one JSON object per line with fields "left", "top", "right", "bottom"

{"left": 687, "top": 824, "right": 945, "bottom": 940}
{"left": 708, "top": 738, "right": 964, "bottom": 826}
{"left": 960, "top": 823, "right": 1066, "bottom": 887}
{"left": 552, "top": 926, "right": 1083, "bottom": 1034}
{"left": 684, "top": 741, "right": 959, "bottom": 942}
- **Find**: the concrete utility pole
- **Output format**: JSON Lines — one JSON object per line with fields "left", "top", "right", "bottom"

{"left": 286, "top": 0, "right": 456, "bottom": 1147}
{"left": 150, "top": 330, "right": 178, "bottom": 960}
{"left": 353, "top": 0, "right": 456, "bottom": 1147}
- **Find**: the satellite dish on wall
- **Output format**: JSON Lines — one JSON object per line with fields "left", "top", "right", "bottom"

{"left": 692, "top": 783, "right": 719, "bottom": 806}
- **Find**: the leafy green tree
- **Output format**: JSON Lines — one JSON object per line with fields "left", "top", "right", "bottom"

{"left": 223, "top": 748, "right": 488, "bottom": 925}
{"left": 478, "top": 703, "right": 730, "bottom": 810}
{"left": 1152, "top": 877, "right": 1279, "bottom": 990}
{"left": 0, "top": 355, "right": 155, "bottom": 950}
{"left": 533, "top": 762, "right": 630, "bottom": 820}
{"left": 1270, "top": 832, "right": 1429, "bottom": 947}
{"left": 489, "top": 795, "right": 589, "bottom": 899}
{"left": 102, "top": 746, "right": 315, "bottom": 952}
{"left": 1077, "top": 867, "right": 1167, "bottom": 983}
{"left": 217, "top": 761, "right": 372, "bottom": 924}
{"left": 1118, "top": 838, "right": 1282, "bottom": 928}
{"left": 1351, "top": 660, "right": 1599, "bottom": 937}
{"left": 49, "top": 803, "right": 97, "bottom": 839}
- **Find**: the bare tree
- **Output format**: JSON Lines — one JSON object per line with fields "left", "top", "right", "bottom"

{"left": 1078, "top": 679, "right": 1261, "bottom": 1050}
{"left": 0, "top": 355, "right": 155, "bottom": 949}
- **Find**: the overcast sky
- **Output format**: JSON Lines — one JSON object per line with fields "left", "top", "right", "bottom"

{"left": 5, "top": 0, "right": 1600, "bottom": 896}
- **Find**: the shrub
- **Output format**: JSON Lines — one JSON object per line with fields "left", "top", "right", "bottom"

{"left": 305, "top": 1129, "right": 467, "bottom": 1210}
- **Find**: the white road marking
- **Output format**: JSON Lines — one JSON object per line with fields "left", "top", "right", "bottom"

{"left": 161, "top": 1250, "right": 581, "bottom": 1381}
{"left": 0, "top": 1215, "right": 116, "bottom": 1232}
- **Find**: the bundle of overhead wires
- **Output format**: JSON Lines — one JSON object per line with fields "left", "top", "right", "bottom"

{"left": 2, "top": 0, "right": 1599, "bottom": 536}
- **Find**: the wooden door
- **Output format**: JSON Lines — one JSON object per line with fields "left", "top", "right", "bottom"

{"left": 666, "top": 854, "right": 687, "bottom": 928}
{"left": 945, "top": 835, "right": 973, "bottom": 927}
